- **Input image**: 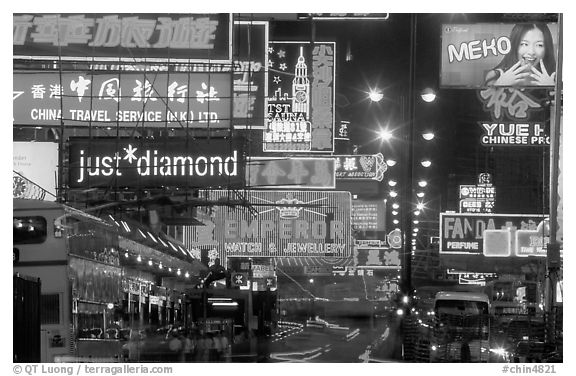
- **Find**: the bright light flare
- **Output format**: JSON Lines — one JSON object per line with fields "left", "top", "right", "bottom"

{"left": 369, "top": 90, "right": 384, "bottom": 102}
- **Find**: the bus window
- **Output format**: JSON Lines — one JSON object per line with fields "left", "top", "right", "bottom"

{"left": 13, "top": 216, "right": 47, "bottom": 244}
{"left": 435, "top": 300, "right": 489, "bottom": 316}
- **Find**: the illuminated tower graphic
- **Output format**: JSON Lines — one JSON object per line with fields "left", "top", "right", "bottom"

{"left": 292, "top": 46, "right": 310, "bottom": 117}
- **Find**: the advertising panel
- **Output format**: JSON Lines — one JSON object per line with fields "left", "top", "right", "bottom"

{"left": 335, "top": 153, "right": 386, "bottom": 181}
{"left": 13, "top": 13, "right": 232, "bottom": 62}
{"left": 13, "top": 141, "right": 58, "bottom": 200}
{"left": 440, "top": 23, "right": 559, "bottom": 88}
{"left": 458, "top": 173, "right": 496, "bottom": 214}
{"left": 205, "top": 190, "right": 352, "bottom": 260}
{"left": 265, "top": 41, "right": 335, "bottom": 152}
{"left": 352, "top": 200, "right": 386, "bottom": 231}
{"left": 13, "top": 72, "right": 232, "bottom": 128}
{"left": 478, "top": 122, "right": 549, "bottom": 146}
{"left": 246, "top": 157, "right": 335, "bottom": 189}
{"left": 354, "top": 247, "right": 401, "bottom": 269}
{"left": 68, "top": 137, "right": 245, "bottom": 188}
{"left": 440, "top": 213, "right": 549, "bottom": 257}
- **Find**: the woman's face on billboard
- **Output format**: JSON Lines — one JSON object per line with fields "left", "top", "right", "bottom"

{"left": 517, "top": 27, "right": 545, "bottom": 69}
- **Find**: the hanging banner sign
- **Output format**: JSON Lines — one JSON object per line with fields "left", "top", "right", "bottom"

{"left": 334, "top": 153, "right": 386, "bottom": 181}
{"left": 13, "top": 72, "right": 232, "bottom": 128}
{"left": 440, "top": 23, "right": 559, "bottom": 88}
{"left": 246, "top": 157, "right": 335, "bottom": 189}
{"left": 440, "top": 213, "right": 549, "bottom": 257}
{"left": 354, "top": 247, "right": 401, "bottom": 269}
{"left": 13, "top": 13, "right": 233, "bottom": 62}
{"left": 204, "top": 190, "right": 352, "bottom": 259}
{"left": 68, "top": 137, "right": 245, "bottom": 189}
{"left": 478, "top": 122, "right": 550, "bottom": 146}
{"left": 265, "top": 41, "right": 335, "bottom": 153}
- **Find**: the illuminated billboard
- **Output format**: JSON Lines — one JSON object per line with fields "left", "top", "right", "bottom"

{"left": 13, "top": 72, "right": 232, "bottom": 128}
{"left": 440, "top": 23, "right": 559, "bottom": 88}
{"left": 205, "top": 190, "right": 352, "bottom": 260}
{"left": 13, "top": 13, "right": 233, "bottom": 62}
{"left": 265, "top": 41, "right": 335, "bottom": 152}
{"left": 335, "top": 153, "right": 386, "bottom": 181}
{"left": 352, "top": 200, "right": 386, "bottom": 231}
{"left": 440, "top": 213, "right": 549, "bottom": 257}
{"left": 459, "top": 173, "right": 496, "bottom": 214}
{"left": 68, "top": 137, "right": 245, "bottom": 188}
{"left": 478, "top": 122, "right": 549, "bottom": 146}
{"left": 246, "top": 157, "right": 335, "bottom": 189}
{"left": 354, "top": 247, "right": 401, "bottom": 269}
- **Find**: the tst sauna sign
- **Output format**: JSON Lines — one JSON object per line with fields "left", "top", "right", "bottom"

{"left": 68, "top": 138, "right": 245, "bottom": 188}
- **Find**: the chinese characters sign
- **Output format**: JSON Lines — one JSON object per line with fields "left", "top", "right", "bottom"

{"left": 478, "top": 88, "right": 547, "bottom": 121}
{"left": 204, "top": 190, "right": 352, "bottom": 260}
{"left": 246, "top": 157, "right": 335, "bottom": 189}
{"left": 265, "top": 42, "right": 335, "bottom": 152}
{"left": 13, "top": 72, "right": 232, "bottom": 128}
{"left": 335, "top": 153, "right": 386, "bottom": 181}
{"left": 440, "top": 23, "right": 558, "bottom": 88}
{"left": 354, "top": 247, "right": 401, "bottom": 269}
{"left": 440, "top": 213, "right": 549, "bottom": 257}
{"left": 13, "top": 13, "right": 232, "bottom": 62}
{"left": 352, "top": 200, "right": 386, "bottom": 231}
{"left": 459, "top": 173, "right": 496, "bottom": 213}
{"left": 68, "top": 138, "right": 245, "bottom": 189}
{"left": 478, "top": 122, "right": 549, "bottom": 146}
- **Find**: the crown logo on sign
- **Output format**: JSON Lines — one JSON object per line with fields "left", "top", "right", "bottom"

{"left": 276, "top": 193, "right": 303, "bottom": 219}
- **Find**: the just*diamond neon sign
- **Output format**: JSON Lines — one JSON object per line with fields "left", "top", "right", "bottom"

{"left": 68, "top": 137, "right": 245, "bottom": 189}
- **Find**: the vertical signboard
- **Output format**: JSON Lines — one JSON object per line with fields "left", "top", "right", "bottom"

{"left": 265, "top": 41, "right": 335, "bottom": 152}
{"left": 232, "top": 21, "right": 268, "bottom": 129}
{"left": 458, "top": 173, "right": 496, "bottom": 213}
{"left": 205, "top": 190, "right": 352, "bottom": 261}
{"left": 13, "top": 142, "right": 58, "bottom": 200}
{"left": 14, "top": 13, "right": 233, "bottom": 62}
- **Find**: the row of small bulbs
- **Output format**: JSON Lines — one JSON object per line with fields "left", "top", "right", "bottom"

{"left": 123, "top": 251, "right": 190, "bottom": 278}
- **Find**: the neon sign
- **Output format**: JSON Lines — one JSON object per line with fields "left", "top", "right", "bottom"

{"left": 265, "top": 42, "right": 335, "bottom": 153}
{"left": 14, "top": 13, "right": 232, "bottom": 62}
{"left": 478, "top": 122, "right": 549, "bottom": 146}
{"left": 68, "top": 138, "right": 245, "bottom": 188}
{"left": 13, "top": 72, "right": 232, "bottom": 128}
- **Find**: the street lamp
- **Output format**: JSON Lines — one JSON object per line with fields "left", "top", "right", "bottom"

{"left": 422, "top": 132, "right": 435, "bottom": 141}
{"left": 420, "top": 88, "right": 437, "bottom": 103}
{"left": 369, "top": 89, "right": 384, "bottom": 102}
